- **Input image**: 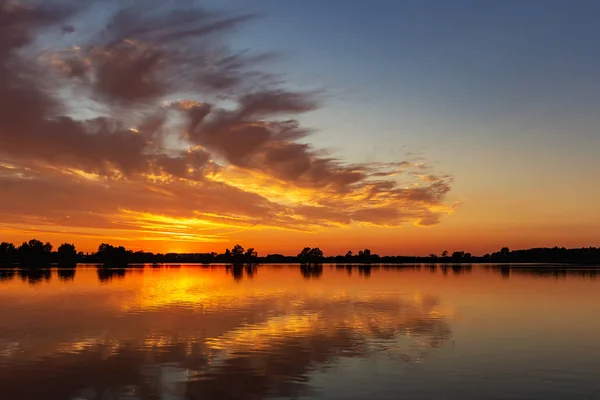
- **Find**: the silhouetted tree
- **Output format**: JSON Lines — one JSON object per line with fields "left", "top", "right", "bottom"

{"left": 298, "top": 247, "right": 324, "bottom": 265}
{"left": 223, "top": 244, "right": 258, "bottom": 265}
{"left": 17, "top": 239, "right": 52, "bottom": 268}
{"left": 245, "top": 247, "right": 258, "bottom": 264}
{"left": 1, "top": 239, "right": 598, "bottom": 268}
{"left": 0, "top": 242, "right": 17, "bottom": 265}
{"left": 309, "top": 248, "right": 324, "bottom": 261}
{"left": 130, "top": 250, "right": 156, "bottom": 264}
{"left": 356, "top": 248, "right": 374, "bottom": 263}
{"left": 96, "top": 243, "right": 131, "bottom": 267}
{"left": 57, "top": 243, "right": 77, "bottom": 268}
{"left": 298, "top": 247, "right": 312, "bottom": 264}
{"left": 231, "top": 244, "right": 245, "bottom": 259}
{"left": 297, "top": 247, "right": 323, "bottom": 264}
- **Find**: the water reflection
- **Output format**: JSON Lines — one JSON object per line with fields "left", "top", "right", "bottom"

{"left": 300, "top": 264, "right": 323, "bottom": 279}
{"left": 0, "top": 265, "right": 598, "bottom": 288}
{"left": 57, "top": 268, "right": 76, "bottom": 281}
{"left": 358, "top": 264, "right": 372, "bottom": 277}
{"left": 18, "top": 268, "right": 51, "bottom": 285}
{"left": 484, "top": 265, "right": 600, "bottom": 280}
{"left": 0, "top": 267, "right": 452, "bottom": 400}
{"left": 1, "top": 265, "right": 600, "bottom": 399}
{"left": 97, "top": 268, "right": 128, "bottom": 283}
{"left": 0, "top": 268, "right": 15, "bottom": 282}
{"left": 224, "top": 264, "right": 258, "bottom": 281}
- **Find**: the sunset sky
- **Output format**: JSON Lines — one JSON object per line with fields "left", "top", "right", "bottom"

{"left": 0, "top": 0, "right": 598, "bottom": 256}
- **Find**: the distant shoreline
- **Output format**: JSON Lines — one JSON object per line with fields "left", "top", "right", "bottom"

{"left": 2, "top": 241, "right": 599, "bottom": 268}
{"left": 1, "top": 262, "right": 598, "bottom": 268}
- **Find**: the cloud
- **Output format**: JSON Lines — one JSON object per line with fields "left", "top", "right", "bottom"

{"left": 0, "top": 0, "right": 455, "bottom": 247}
{"left": 50, "top": 3, "right": 262, "bottom": 104}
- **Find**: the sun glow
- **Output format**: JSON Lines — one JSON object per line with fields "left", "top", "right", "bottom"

{"left": 207, "top": 168, "right": 319, "bottom": 206}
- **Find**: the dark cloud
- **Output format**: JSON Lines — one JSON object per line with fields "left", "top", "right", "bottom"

{"left": 52, "top": 3, "right": 261, "bottom": 104}
{"left": 239, "top": 89, "right": 319, "bottom": 116}
{"left": 0, "top": 0, "right": 72, "bottom": 59}
{"left": 182, "top": 100, "right": 374, "bottom": 190}
{"left": 90, "top": 40, "right": 166, "bottom": 103}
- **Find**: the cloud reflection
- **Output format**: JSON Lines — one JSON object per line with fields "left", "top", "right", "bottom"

{"left": 0, "top": 268, "right": 451, "bottom": 400}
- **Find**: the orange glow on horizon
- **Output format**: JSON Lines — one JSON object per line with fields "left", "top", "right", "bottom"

{"left": 0, "top": 0, "right": 599, "bottom": 266}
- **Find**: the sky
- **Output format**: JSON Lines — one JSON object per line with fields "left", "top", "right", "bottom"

{"left": 0, "top": 0, "right": 599, "bottom": 256}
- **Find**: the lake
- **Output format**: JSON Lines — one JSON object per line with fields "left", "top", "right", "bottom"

{"left": 1, "top": 264, "right": 599, "bottom": 400}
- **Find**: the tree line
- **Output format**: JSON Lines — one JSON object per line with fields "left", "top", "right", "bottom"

{"left": 1, "top": 240, "right": 599, "bottom": 268}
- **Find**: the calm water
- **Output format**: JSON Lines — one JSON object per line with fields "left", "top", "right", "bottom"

{"left": 1, "top": 265, "right": 600, "bottom": 400}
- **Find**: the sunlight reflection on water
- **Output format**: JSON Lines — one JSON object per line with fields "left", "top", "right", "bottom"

{"left": 0, "top": 264, "right": 599, "bottom": 399}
